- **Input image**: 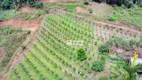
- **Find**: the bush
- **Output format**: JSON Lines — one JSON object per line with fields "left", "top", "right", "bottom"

{"left": 84, "top": 2, "right": 89, "bottom": 5}
{"left": 91, "top": 60, "right": 104, "bottom": 72}
{"left": 1, "top": 0, "right": 14, "bottom": 10}
{"left": 88, "top": 8, "right": 93, "bottom": 13}
{"left": 31, "top": 2, "right": 43, "bottom": 9}
{"left": 77, "top": 49, "right": 87, "bottom": 61}
{"left": 109, "top": 13, "right": 119, "bottom": 22}
{"left": 136, "top": 64, "right": 142, "bottom": 71}
{"left": 98, "top": 43, "right": 111, "bottom": 53}
{"left": 2, "top": 27, "right": 14, "bottom": 34}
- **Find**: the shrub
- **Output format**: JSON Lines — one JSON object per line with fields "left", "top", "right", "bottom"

{"left": 109, "top": 13, "right": 119, "bottom": 22}
{"left": 77, "top": 49, "right": 87, "bottom": 61}
{"left": 88, "top": 8, "right": 93, "bottom": 13}
{"left": 21, "top": 45, "right": 26, "bottom": 50}
{"left": 84, "top": 2, "right": 89, "bottom": 5}
{"left": 31, "top": 2, "right": 43, "bottom": 9}
{"left": 1, "top": 0, "right": 14, "bottom": 10}
{"left": 98, "top": 43, "right": 111, "bottom": 53}
{"left": 91, "top": 60, "right": 104, "bottom": 72}
{"left": 2, "top": 27, "right": 14, "bottom": 34}
{"left": 136, "top": 64, "right": 142, "bottom": 71}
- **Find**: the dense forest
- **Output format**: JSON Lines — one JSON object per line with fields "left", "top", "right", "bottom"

{"left": 93, "top": 0, "right": 142, "bottom": 8}
{"left": 0, "top": 0, "right": 43, "bottom": 10}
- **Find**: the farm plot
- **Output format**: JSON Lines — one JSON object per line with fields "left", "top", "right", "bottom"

{"left": 9, "top": 14, "right": 96, "bottom": 80}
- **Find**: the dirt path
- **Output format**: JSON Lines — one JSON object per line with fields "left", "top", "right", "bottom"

{"left": 0, "top": 19, "right": 42, "bottom": 31}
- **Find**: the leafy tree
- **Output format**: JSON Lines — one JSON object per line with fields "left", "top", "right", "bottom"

{"left": 98, "top": 43, "right": 111, "bottom": 53}
{"left": 77, "top": 49, "right": 87, "bottom": 61}
{"left": 31, "top": 2, "right": 43, "bottom": 9}
{"left": 136, "top": 64, "right": 142, "bottom": 72}
{"left": 1, "top": 0, "right": 14, "bottom": 9}
{"left": 1, "top": 0, "right": 43, "bottom": 10}
{"left": 91, "top": 60, "right": 104, "bottom": 72}
{"left": 93, "top": 0, "right": 142, "bottom": 7}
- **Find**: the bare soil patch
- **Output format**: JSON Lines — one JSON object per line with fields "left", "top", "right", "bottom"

{"left": 21, "top": 7, "right": 37, "bottom": 12}
{"left": 0, "top": 19, "right": 42, "bottom": 31}
{"left": 76, "top": 7, "right": 85, "bottom": 13}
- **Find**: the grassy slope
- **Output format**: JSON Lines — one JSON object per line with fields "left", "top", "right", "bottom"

{"left": 51, "top": 2, "right": 86, "bottom": 12}
{"left": 0, "top": 27, "right": 29, "bottom": 77}
{"left": 48, "top": 2, "right": 142, "bottom": 27}
{"left": 115, "top": 7, "right": 142, "bottom": 27}
{"left": 0, "top": 10, "right": 18, "bottom": 21}
{"left": 0, "top": 9, "right": 47, "bottom": 21}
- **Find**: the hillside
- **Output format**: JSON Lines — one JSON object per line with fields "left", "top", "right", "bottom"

{"left": 0, "top": 0, "right": 142, "bottom": 80}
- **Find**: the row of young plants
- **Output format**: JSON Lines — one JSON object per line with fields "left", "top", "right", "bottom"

{"left": 9, "top": 15, "right": 95, "bottom": 79}
{"left": 40, "top": 17, "right": 90, "bottom": 77}
{"left": 44, "top": 15, "right": 94, "bottom": 67}
{"left": 46, "top": 15, "right": 93, "bottom": 41}
{"left": 46, "top": 15, "right": 94, "bottom": 52}
{"left": 36, "top": 37, "right": 79, "bottom": 79}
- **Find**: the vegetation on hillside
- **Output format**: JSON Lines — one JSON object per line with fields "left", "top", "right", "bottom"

{"left": 50, "top": 2, "right": 86, "bottom": 12}
{"left": 0, "top": 1, "right": 141, "bottom": 80}
{"left": 0, "top": 27, "right": 30, "bottom": 77}
{"left": 0, "top": 0, "right": 43, "bottom": 10}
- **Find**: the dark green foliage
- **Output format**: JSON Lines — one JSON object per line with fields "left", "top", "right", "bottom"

{"left": 29, "top": 1, "right": 43, "bottom": 9}
{"left": 2, "top": 27, "right": 14, "bottom": 34}
{"left": 1, "top": 0, "right": 14, "bottom": 10}
{"left": 123, "top": 63, "right": 137, "bottom": 80}
{"left": 77, "top": 49, "right": 87, "bottom": 61}
{"left": 84, "top": 2, "right": 89, "bottom": 5}
{"left": 0, "top": 0, "right": 43, "bottom": 10}
{"left": 91, "top": 60, "right": 104, "bottom": 72}
{"left": 98, "top": 43, "right": 111, "bottom": 53}
{"left": 136, "top": 64, "right": 142, "bottom": 71}
{"left": 33, "top": 2, "right": 43, "bottom": 9}
{"left": 93, "top": 0, "right": 142, "bottom": 8}
{"left": 109, "top": 13, "right": 119, "bottom": 21}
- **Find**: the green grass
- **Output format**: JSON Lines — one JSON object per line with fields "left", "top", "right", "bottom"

{"left": 14, "top": 10, "right": 47, "bottom": 20}
{"left": 114, "top": 7, "right": 142, "bottom": 27}
{"left": 51, "top": 2, "right": 86, "bottom": 12}
{"left": 0, "top": 10, "right": 18, "bottom": 21}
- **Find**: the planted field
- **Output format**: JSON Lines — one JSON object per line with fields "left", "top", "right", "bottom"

{"left": 9, "top": 14, "right": 96, "bottom": 80}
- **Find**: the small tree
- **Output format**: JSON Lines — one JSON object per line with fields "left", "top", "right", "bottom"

{"left": 1, "top": 0, "right": 14, "bottom": 10}
{"left": 77, "top": 49, "right": 87, "bottom": 61}
{"left": 98, "top": 43, "right": 111, "bottom": 53}
{"left": 91, "top": 60, "right": 104, "bottom": 72}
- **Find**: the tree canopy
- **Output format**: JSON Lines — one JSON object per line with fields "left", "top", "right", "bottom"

{"left": 93, "top": 0, "right": 142, "bottom": 7}
{"left": 0, "top": 0, "right": 43, "bottom": 10}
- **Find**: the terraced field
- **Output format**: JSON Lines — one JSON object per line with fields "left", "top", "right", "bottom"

{"left": 8, "top": 14, "right": 96, "bottom": 80}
